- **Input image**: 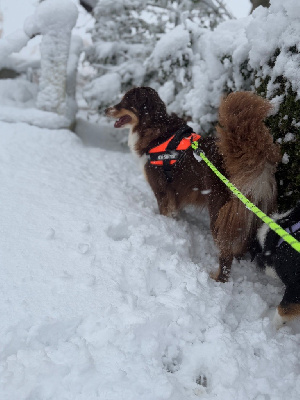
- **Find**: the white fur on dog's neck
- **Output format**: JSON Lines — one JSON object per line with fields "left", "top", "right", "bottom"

{"left": 257, "top": 208, "right": 292, "bottom": 247}
{"left": 128, "top": 127, "right": 148, "bottom": 171}
{"left": 257, "top": 223, "right": 270, "bottom": 248}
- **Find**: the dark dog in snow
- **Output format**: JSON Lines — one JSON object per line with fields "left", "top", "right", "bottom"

{"left": 251, "top": 202, "right": 300, "bottom": 327}
{"left": 105, "top": 87, "right": 281, "bottom": 282}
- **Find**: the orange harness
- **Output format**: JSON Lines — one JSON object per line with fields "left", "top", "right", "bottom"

{"left": 147, "top": 126, "right": 201, "bottom": 182}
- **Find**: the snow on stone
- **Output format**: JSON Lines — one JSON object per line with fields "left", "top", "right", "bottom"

{"left": 1, "top": 120, "right": 300, "bottom": 399}
{"left": 24, "top": 0, "right": 79, "bottom": 115}
{"left": 24, "top": 0, "right": 78, "bottom": 38}
{"left": 66, "top": 35, "right": 84, "bottom": 122}
{"left": 0, "top": 30, "right": 30, "bottom": 69}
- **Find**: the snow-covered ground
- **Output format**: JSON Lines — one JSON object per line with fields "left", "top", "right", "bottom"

{"left": 1, "top": 118, "right": 300, "bottom": 400}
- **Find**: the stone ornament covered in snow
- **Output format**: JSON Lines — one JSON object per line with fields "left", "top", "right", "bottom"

{"left": 24, "top": 0, "right": 78, "bottom": 116}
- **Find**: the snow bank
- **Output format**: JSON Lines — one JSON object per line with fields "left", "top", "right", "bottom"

{"left": 0, "top": 106, "right": 72, "bottom": 129}
{"left": 0, "top": 78, "right": 37, "bottom": 108}
{"left": 0, "top": 79, "right": 76, "bottom": 129}
{"left": 1, "top": 120, "right": 300, "bottom": 399}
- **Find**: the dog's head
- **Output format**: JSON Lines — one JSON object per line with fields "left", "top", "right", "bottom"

{"left": 105, "top": 87, "right": 168, "bottom": 130}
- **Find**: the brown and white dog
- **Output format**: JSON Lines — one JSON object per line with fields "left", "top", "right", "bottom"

{"left": 106, "top": 87, "right": 281, "bottom": 282}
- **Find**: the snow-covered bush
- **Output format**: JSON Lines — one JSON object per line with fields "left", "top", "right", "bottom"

{"left": 84, "top": 0, "right": 152, "bottom": 111}
{"left": 84, "top": 0, "right": 232, "bottom": 112}
{"left": 251, "top": 1, "right": 300, "bottom": 210}
{"left": 196, "top": 0, "right": 300, "bottom": 210}
{"left": 147, "top": 20, "right": 203, "bottom": 118}
{"left": 147, "top": 14, "right": 254, "bottom": 133}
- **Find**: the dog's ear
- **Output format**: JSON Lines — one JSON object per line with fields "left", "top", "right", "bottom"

{"left": 134, "top": 88, "right": 149, "bottom": 112}
{"left": 135, "top": 87, "right": 167, "bottom": 117}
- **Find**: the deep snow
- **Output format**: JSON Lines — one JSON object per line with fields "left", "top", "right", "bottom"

{"left": 1, "top": 119, "right": 300, "bottom": 400}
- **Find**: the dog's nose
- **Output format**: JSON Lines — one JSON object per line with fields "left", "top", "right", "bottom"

{"left": 105, "top": 107, "right": 112, "bottom": 115}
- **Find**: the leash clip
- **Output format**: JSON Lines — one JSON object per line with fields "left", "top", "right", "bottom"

{"left": 192, "top": 140, "right": 204, "bottom": 162}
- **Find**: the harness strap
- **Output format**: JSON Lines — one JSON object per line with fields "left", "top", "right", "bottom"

{"left": 147, "top": 126, "right": 200, "bottom": 182}
{"left": 277, "top": 221, "right": 300, "bottom": 247}
{"left": 165, "top": 126, "right": 194, "bottom": 152}
{"left": 163, "top": 160, "right": 173, "bottom": 182}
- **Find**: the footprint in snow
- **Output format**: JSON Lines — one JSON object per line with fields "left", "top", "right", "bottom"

{"left": 194, "top": 375, "right": 208, "bottom": 396}
{"left": 162, "top": 346, "right": 182, "bottom": 373}
{"left": 77, "top": 243, "right": 90, "bottom": 254}
{"left": 45, "top": 228, "right": 55, "bottom": 239}
{"left": 196, "top": 374, "right": 208, "bottom": 388}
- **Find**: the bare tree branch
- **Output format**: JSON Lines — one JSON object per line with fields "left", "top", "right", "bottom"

{"left": 79, "top": 0, "right": 96, "bottom": 14}
{"left": 250, "top": 0, "right": 270, "bottom": 13}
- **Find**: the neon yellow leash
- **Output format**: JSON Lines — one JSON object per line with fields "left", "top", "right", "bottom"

{"left": 191, "top": 141, "right": 300, "bottom": 253}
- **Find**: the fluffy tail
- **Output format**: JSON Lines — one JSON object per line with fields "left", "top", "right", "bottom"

{"left": 214, "top": 92, "right": 281, "bottom": 256}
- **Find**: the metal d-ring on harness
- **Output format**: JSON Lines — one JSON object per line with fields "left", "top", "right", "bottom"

{"left": 147, "top": 125, "right": 201, "bottom": 182}
{"left": 191, "top": 139, "right": 300, "bottom": 254}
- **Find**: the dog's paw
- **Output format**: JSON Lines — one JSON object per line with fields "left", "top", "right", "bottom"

{"left": 194, "top": 374, "right": 208, "bottom": 396}
{"left": 159, "top": 209, "right": 178, "bottom": 219}
{"left": 273, "top": 308, "right": 287, "bottom": 330}
{"left": 209, "top": 270, "right": 219, "bottom": 281}
{"left": 209, "top": 270, "right": 229, "bottom": 283}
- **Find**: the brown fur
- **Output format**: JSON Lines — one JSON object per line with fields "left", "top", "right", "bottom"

{"left": 106, "top": 87, "right": 281, "bottom": 281}
{"left": 278, "top": 304, "right": 300, "bottom": 321}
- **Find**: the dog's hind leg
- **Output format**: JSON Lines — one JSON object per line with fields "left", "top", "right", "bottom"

{"left": 210, "top": 197, "right": 250, "bottom": 283}
{"left": 274, "top": 285, "right": 300, "bottom": 328}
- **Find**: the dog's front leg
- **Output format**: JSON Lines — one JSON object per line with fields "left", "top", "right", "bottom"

{"left": 210, "top": 254, "right": 233, "bottom": 283}
{"left": 145, "top": 167, "right": 179, "bottom": 218}
{"left": 155, "top": 190, "right": 178, "bottom": 218}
